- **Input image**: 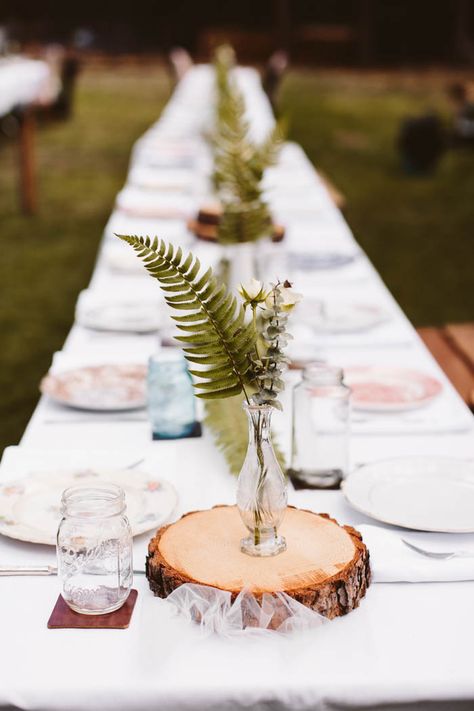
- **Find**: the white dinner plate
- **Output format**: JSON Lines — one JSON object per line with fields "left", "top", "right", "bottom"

{"left": 289, "top": 251, "right": 356, "bottom": 271}
{"left": 0, "top": 467, "right": 178, "bottom": 545}
{"left": 343, "top": 457, "right": 474, "bottom": 532}
{"left": 344, "top": 366, "right": 443, "bottom": 412}
{"left": 40, "top": 364, "right": 147, "bottom": 411}
{"left": 296, "top": 300, "right": 390, "bottom": 334}
{"left": 77, "top": 300, "right": 162, "bottom": 333}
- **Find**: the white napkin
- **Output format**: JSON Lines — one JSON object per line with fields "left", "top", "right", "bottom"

{"left": 359, "top": 524, "right": 474, "bottom": 583}
{"left": 349, "top": 391, "right": 474, "bottom": 435}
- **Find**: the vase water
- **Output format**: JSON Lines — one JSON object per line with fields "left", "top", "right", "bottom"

{"left": 236, "top": 402, "right": 287, "bottom": 556}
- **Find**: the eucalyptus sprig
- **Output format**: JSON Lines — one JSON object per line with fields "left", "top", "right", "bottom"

{"left": 238, "top": 278, "right": 302, "bottom": 410}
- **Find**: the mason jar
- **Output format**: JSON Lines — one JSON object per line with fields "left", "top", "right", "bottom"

{"left": 289, "top": 364, "right": 350, "bottom": 489}
{"left": 57, "top": 484, "right": 133, "bottom": 615}
{"left": 147, "top": 351, "right": 196, "bottom": 439}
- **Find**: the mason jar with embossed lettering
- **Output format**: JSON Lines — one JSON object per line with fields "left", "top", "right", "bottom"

{"left": 57, "top": 484, "right": 132, "bottom": 615}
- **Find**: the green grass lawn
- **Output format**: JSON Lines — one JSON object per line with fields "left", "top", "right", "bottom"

{"left": 281, "top": 70, "right": 474, "bottom": 326}
{"left": 1, "top": 64, "right": 473, "bottom": 452}
{"left": 0, "top": 64, "right": 170, "bottom": 450}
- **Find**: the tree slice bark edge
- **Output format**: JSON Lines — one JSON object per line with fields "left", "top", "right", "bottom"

{"left": 146, "top": 505, "right": 371, "bottom": 619}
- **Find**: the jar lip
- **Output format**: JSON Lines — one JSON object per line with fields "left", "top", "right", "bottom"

{"left": 302, "top": 364, "right": 344, "bottom": 384}
{"left": 149, "top": 350, "right": 185, "bottom": 366}
{"left": 61, "top": 484, "right": 126, "bottom": 518}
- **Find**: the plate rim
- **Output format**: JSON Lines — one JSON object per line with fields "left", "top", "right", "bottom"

{"left": 40, "top": 364, "right": 147, "bottom": 412}
{"left": 345, "top": 365, "right": 443, "bottom": 412}
{"left": 342, "top": 455, "right": 474, "bottom": 533}
{"left": 0, "top": 469, "right": 178, "bottom": 545}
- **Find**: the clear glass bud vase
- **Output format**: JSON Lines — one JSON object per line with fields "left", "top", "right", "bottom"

{"left": 220, "top": 241, "right": 258, "bottom": 295}
{"left": 236, "top": 403, "right": 288, "bottom": 556}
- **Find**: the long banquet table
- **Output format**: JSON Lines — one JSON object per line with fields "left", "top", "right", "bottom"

{"left": 2, "top": 65, "right": 474, "bottom": 711}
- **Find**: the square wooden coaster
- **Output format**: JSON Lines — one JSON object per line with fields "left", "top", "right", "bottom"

{"left": 48, "top": 589, "right": 138, "bottom": 629}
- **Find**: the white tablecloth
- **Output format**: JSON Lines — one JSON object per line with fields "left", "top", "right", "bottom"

{"left": 0, "top": 56, "right": 52, "bottom": 117}
{"left": 1, "top": 65, "right": 474, "bottom": 711}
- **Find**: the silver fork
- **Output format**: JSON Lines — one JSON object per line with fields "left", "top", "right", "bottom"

{"left": 402, "top": 539, "right": 474, "bottom": 560}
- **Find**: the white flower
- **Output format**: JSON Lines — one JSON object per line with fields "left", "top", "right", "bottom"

{"left": 238, "top": 278, "right": 268, "bottom": 304}
{"left": 266, "top": 285, "right": 303, "bottom": 312}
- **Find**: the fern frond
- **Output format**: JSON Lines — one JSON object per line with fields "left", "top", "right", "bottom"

{"left": 117, "top": 235, "right": 256, "bottom": 400}
{"left": 210, "top": 55, "right": 286, "bottom": 246}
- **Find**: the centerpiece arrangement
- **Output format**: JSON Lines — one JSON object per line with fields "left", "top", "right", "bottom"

{"left": 190, "top": 45, "right": 285, "bottom": 290}
{"left": 118, "top": 235, "right": 300, "bottom": 556}
{"left": 119, "top": 235, "right": 370, "bottom": 618}
{"left": 188, "top": 45, "right": 289, "bottom": 479}
{"left": 115, "top": 48, "right": 371, "bottom": 618}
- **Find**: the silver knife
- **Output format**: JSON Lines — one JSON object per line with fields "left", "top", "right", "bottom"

{"left": 0, "top": 565, "right": 145, "bottom": 576}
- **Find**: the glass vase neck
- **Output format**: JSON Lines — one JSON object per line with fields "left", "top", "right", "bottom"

{"left": 243, "top": 402, "right": 273, "bottom": 440}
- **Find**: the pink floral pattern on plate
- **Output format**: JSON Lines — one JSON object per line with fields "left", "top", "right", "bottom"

{"left": 345, "top": 367, "right": 443, "bottom": 411}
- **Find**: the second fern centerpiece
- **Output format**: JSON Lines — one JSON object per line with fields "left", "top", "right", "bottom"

{"left": 119, "top": 236, "right": 301, "bottom": 557}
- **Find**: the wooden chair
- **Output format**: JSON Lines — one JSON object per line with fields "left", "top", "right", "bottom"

{"left": 262, "top": 50, "right": 289, "bottom": 115}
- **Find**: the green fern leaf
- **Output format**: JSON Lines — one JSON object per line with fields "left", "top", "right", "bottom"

{"left": 117, "top": 235, "right": 256, "bottom": 400}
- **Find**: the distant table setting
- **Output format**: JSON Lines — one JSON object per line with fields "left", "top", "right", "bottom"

{"left": 0, "top": 54, "right": 55, "bottom": 214}
{"left": 2, "top": 54, "right": 474, "bottom": 711}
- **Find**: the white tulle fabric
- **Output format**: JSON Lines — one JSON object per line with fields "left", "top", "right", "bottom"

{"left": 166, "top": 583, "right": 328, "bottom": 637}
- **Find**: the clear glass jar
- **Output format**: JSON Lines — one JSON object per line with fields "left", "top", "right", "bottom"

{"left": 147, "top": 352, "right": 196, "bottom": 439}
{"left": 236, "top": 403, "right": 287, "bottom": 557}
{"left": 57, "top": 484, "right": 133, "bottom": 615}
{"left": 289, "top": 364, "right": 350, "bottom": 489}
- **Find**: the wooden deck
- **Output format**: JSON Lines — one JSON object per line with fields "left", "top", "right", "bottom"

{"left": 418, "top": 323, "right": 474, "bottom": 410}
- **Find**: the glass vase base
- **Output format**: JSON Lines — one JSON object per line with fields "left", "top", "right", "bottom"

{"left": 240, "top": 534, "right": 287, "bottom": 557}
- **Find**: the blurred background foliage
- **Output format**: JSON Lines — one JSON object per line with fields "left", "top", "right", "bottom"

{"left": 1, "top": 63, "right": 473, "bottom": 451}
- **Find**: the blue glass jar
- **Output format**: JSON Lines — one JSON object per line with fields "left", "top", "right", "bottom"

{"left": 147, "top": 352, "right": 196, "bottom": 439}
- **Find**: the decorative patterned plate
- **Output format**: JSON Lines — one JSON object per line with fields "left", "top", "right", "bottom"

{"left": 296, "top": 300, "right": 390, "bottom": 333}
{"left": 76, "top": 301, "right": 162, "bottom": 333}
{"left": 343, "top": 457, "right": 474, "bottom": 532}
{"left": 345, "top": 366, "right": 442, "bottom": 412}
{"left": 40, "top": 364, "right": 147, "bottom": 411}
{"left": 0, "top": 468, "right": 178, "bottom": 545}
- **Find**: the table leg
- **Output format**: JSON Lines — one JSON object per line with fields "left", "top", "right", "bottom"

{"left": 18, "top": 107, "right": 37, "bottom": 215}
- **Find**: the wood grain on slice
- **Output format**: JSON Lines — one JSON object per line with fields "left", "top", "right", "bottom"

{"left": 146, "top": 505, "right": 370, "bottom": 619}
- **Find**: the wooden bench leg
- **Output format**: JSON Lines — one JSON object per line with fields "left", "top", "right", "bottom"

{"left": 18, "top": 108, "right": 37, "bottom": 215}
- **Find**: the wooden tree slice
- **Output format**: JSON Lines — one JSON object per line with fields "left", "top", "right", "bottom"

{"left": 146, "top": 505, "right": 370, "bottom": 619}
